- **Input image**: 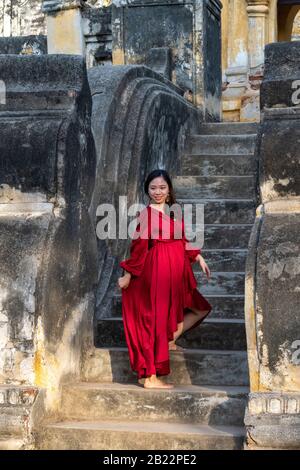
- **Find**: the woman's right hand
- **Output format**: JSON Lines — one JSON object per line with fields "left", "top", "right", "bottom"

{"left": 118, "top": 272, "right": 131, "bottom": 290}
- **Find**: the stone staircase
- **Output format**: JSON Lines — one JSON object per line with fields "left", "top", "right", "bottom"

{"left": 36, "top": 122, "right": 258, "bottom": 450}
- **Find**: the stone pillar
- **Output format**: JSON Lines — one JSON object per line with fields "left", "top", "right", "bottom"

{"left": 244, "top": 41, "right": 300, "bottom": 450}
{"left": 81, "top": 5, "right": 112, "bottom": 68}
{"left": 268, "top": 0, "right": 277, "bottom": 43}
{"left": 42, "top": 0, "right": 86, "bottom": 55}
{"left": 246, "top": 0, "right": 269, "bottom": 72}
{"left": 241, "top": 0, "right": 270, "bottom": 122}
{"left": 222, "top": 0, "right": 248, "bottom": 121}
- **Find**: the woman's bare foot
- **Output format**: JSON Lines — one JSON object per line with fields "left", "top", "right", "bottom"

{"left": 144, "top": 375, "right": 174, "bottom": 389}
{"left": 168, "top": 340, "right": 185, "bottom": 351}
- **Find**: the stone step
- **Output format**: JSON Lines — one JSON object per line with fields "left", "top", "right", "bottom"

{"left": 95, "top": 318, "right": 246, "bottom": 350}
{"left": 111, "top": 293, "right": 245, "bottom": 320}
{"left": 83, "top": 348, "right": 249, "bottom": 386}
{"left": 198, "top": 122, "right": 258, "bottom": 135}
{"left": 36, "top": 420, "right": 246, "bottom": 450}
{"left": 181, "top": 153, "right": 256, "bottom": 176}
{"left": 188, "top": 224, "right": 253, "bottom": 250}
{"left": 189, "top": 135, "right": 256, "bottom": 155}
{"left": 203, "top": 295, "right": 245, "bottom": 319}
{"left": 60, "top": 382, "right": 248, "bottom": 426}
{"left": 177, "top": 198, "right": 256, "bottom": 224}
{"left": 177, "top": 318, "right": 246, "bottom": 350}
{"left": 194, "top": 271, "right": 245, "bottom": 296}
{"left": 197, "top": 249, "right": 248, "bottom": 272}
{"left": 173, "top": 175, "right": 256, "bottom": 199}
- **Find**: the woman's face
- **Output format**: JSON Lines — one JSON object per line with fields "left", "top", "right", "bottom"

{"left": 148, "top": 176, "right": 169, "bottom": 204}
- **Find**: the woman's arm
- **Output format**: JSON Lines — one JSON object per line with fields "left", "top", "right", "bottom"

{"left": 181, "top": 218, "right": 202, "bottom": 263}
{"left": 118, "top": 218, "right": 149, "bottom": 289}
{"left": 120, "top": 231, "right": 149, "bottom": 277}
{"left": 181, "top": 217, "right": 210, "bottom": 278}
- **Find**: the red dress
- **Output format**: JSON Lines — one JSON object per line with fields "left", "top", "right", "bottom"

{"left": 120, "top": 204, "right": 212, "bottom": 379}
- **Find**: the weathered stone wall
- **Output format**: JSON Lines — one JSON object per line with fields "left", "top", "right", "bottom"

{"left": 244, "top": 41, "right": 300, "bottom": 450}
{"left": 0, "top": 34, "right": 47, "bottom": 54}
{"left": 82, "top": 5, "right": 112, "bottom": 68}
{"left": 0, "top": 0, "right": 46, "bottom": 36}
{"left": 111, "top": 0, "right": 222, "bottom": 120}
{"left": 0, "top": 54, "right": 97, "bottom": 448}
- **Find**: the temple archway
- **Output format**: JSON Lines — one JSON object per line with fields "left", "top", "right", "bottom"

{"left": 277, "top": 0, "right": 300, "bottom": 41}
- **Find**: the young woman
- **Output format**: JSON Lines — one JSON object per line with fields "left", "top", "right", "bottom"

{"left": 117, "top": 169, "right": 212, "bottom": 389}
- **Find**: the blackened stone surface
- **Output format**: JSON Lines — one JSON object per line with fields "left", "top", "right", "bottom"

{"left": 146, "top": 47, "right": 172, "bottom": 80}
{"left": 261, "top": 41, "right": 300, "bottom": 109}
{"left": 203, "top": 0, "right": 222, "bottom": 120}
{"left": 0, "top": 35, "right": 47, "bottom": 55}
{"left": 82, "top": 5, "right": 112, "bottom": 37}
{"left": 112, "top": 0, "right": 222, "bottom": 120}
{"left": 0, "top": 54, "right": 96, "bottom": 204}
{"left": 82, "top": 5, "right": 112, "bottom": 67}
{"left": 0, "top": 54, "right": 97, "bottom": 383}
{"left": 259, "top": 108, "right": 300, "bottom": 201}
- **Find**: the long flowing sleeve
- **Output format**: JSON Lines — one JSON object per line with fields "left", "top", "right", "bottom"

{"left": 120, "top": 211, "right": 149, "bottom": 277}
{"left": 182, "top": 218, "right": 201, "bottom": 264}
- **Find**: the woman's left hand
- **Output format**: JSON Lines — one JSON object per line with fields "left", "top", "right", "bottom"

{"left": 195, "top": 254, "right": 211, "bottom": 279}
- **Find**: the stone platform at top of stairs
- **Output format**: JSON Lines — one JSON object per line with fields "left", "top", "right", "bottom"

{"left": 96, "top": 317, "right": 246, "bottom": 351}
{"left": 59, "top": 382, "right": 248, "bottom": 427}
{"left": 83, "top": 348, "right": 249, "bottom": 386}
{"left": 35, "top": 419, "right": 246, "bottom": 450}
